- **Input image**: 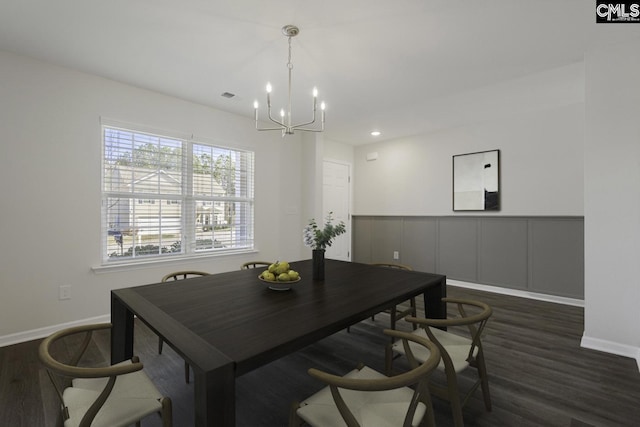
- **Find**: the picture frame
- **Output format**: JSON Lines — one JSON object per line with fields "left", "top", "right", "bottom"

{"left": 453, "top": 149, "right": 500, "bottom": 211}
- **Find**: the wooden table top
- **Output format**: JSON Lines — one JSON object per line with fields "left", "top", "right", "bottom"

{"left": 113, "top": 259, "right": 445, "bottom": 376}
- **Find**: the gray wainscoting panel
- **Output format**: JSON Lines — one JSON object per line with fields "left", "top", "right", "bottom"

{"left": 352, "top": 216, "right": 373, "bottom": 263}
{"left": 478, "top": 218, "right": 528, "bottom": 290}
{"left": 402, "top": 217, "right": 438, "bottom": 272}
{"left": 529, "top": 218, "right": 584, "bottom": 298}
{"left": 437, "top": 218, "right": 478, "bottom": 282}
{"left": 352, "top": 215, "right": 584, "bottom": 299}
{"left": 371, "top": 217, "right": 403, "bottom": 264}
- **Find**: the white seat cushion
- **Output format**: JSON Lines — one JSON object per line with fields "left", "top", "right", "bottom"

{"left": 297, "top": 365, "right": 426, "bottom": 427}
{"left": 62, "top": 387, "right": 162, "bottom": 427}
{"left": 64, "top": 360, "right": 163, "bottom": 427}
{"left": 392, "top": 328, "right": 477, "bottom": 373}
{"left": 71, "top": 360, "right": 163, "bottom": 400}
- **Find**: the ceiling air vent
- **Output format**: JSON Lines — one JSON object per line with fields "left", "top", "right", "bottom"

{"left": 221, "top": 92, "right": 236, "bottom": 99}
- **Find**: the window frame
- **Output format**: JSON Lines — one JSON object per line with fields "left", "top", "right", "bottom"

{"left": 100, "top": 121, "right": 255, "bottom": 266}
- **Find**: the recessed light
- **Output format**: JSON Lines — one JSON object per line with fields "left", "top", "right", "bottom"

{"left": 370, "top": 131, "right": 381, "bottom": 136}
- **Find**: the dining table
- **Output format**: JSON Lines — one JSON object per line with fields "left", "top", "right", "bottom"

{"left": 111, "top": 259, "right": 447, "bottom": 426}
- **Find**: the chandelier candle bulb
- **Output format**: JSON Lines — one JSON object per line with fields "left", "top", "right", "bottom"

{"left": 266, "top": 84, "right": 272, "bottom": 108}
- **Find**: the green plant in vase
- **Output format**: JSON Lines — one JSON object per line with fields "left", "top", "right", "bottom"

{"left": 303, "top": 212, "right": 346, "bottom": 280}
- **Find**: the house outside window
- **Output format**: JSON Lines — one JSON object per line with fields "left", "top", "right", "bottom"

{"left": 102, "top": 125, "right": 254, "bottom": 263}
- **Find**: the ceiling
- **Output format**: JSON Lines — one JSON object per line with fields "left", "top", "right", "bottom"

{"left": 1, "top": 0, "right": 638, "bottom": 145}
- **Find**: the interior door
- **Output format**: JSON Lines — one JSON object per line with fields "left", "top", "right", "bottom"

{"left": 323, "top": 160, "right": 351, "bottom": 261}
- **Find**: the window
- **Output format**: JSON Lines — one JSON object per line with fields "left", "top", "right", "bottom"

{"left": 102, "top": 125, "right": 254, "bottom": 263}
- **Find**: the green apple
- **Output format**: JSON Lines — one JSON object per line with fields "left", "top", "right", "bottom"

{"left": 288, "top": 270, "right": 299, "bottom": 280}
{"left": 275, "top": 261, "right": 290, "bottom": 275}
{"left": 277, "top": 272, "right": 290, "bottom": 282}
{"left": 262, "top": 271, "right": 276, "bottom": 281}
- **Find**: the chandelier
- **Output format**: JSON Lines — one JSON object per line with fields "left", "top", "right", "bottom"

{"left": 253, "top": 25, "right": 325, "bottom": 137}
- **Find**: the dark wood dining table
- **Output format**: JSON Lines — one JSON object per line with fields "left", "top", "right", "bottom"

{"left": 111, "top": 259, "right": 446, "bottom": 426}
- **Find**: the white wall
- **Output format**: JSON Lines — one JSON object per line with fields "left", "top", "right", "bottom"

{"left": 353, "top": 65, "right": 585, "bottom": 216}
{"left": 0, "top": 50, "right": 307, "bottom": 341}
{"left": 583, "top": 40, "right": 640, "bottom": 365}
{"left": 324, "top": 139, "right": 355, "bottom": 165}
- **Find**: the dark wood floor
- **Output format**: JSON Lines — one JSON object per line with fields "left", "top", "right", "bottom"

{"left": 2, "top": 285, "right": 640, "bottom": 426}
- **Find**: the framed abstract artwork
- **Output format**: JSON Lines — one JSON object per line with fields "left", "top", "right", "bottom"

{"left": 453, "top": 149, "right": 500, "bottom": 211}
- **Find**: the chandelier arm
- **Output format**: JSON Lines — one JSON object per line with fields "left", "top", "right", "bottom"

{"left": 256, "top": 126, "right": 289, "bottom": 131}
{"left": 291, "top": 126, "right": 325, "bottom": 133}
{"left": 267, "top": 117, "right": 286, "bottom": 128}
{"left": 290, "top": 118, "right": 317, "bottom": 129}
{"left": 291, "top": 106, "right": 325, "bottom": 130}
{"left": 289, "top": 97, "right": 317, "bottom": 129}
{"left": 266, "top": 106, "right": 286, "bottom": 127}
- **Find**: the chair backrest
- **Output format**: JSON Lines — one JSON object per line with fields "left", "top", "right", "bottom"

{"left": 407, "top": 297, "right": 492, "bottom": 363}
{"left": 241, "top": 261, "right": 272, "bottom": 270}
{"left": 307, "top": 329, "right": 440, "bottom": 427}
{"left": 161, "top": 270, "right": 210, "bottom": 282}
{"left": 370, "top": 262, "right": 413, "bottom": 271}
{"left": 38, "top": 323, "right": 144, "bottom": 426}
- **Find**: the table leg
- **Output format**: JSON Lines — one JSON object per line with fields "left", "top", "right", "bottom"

{"left": 194, "top": 363, "right": 236, "bottom": 426}
{"left": 111, "top": 292, "right": 134, "bottom": 364}
{"left": 424, "top": 275, "right": 447, "bottom": 319}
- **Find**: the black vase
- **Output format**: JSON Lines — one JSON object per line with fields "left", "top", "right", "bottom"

{"left": 312, "top": 249, "right": 325, "bottom": 281}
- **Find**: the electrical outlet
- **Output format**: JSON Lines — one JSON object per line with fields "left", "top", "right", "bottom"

{"left": 59, "top": 285, "right": 71, "bottom": 300}
{"left": 393, "top": 251, "right": 399, "bottom": 260}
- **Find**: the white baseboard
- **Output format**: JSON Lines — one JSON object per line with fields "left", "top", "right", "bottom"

{"left": 447, "top": 279, "right": 584, "bottom": 307}
{"left": 0, "top": 314, "right": 110, "bottom": 348}
{"left": 581, "top": 335, "right": 640, "bottom": 370}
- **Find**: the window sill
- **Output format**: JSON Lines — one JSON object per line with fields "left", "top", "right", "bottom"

{"left": 92, "top": 248, "right": 258, "bottom": 274}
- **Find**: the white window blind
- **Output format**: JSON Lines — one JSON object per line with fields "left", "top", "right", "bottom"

{"left": 102, "top": 125, "right": 254, "bottom": 263}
